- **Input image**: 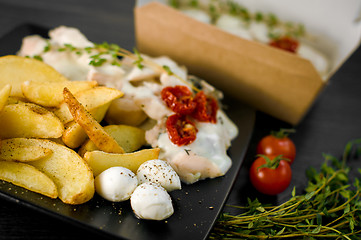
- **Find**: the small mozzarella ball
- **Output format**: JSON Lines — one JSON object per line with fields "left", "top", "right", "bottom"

{"left": 130, "top": 182, "right": 174, "bottom": 220}
{"left": 95, "top": 167, "right": 138, "bottom": 202}
{"left": 137, "top": 159, "right": 181, "bottom": 191}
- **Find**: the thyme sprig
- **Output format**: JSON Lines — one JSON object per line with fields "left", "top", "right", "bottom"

{"left": 210, "top": 139, "right": 361, "bottom": 239}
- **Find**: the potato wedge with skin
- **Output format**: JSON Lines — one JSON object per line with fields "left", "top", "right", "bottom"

{"left": 0, "top": 138, "right": 52, "bottom": 162}
{"left": 63, "top": 87, "right": 124, "bottom": 154}
{"left": 0, "top": 102, "right": 64, "bottom": 139}
{"left": 17, "top": 138, "right": 95, "bottom": 204}
{"left": 0, "top": 55, "right": 68, "bottom": 97}
{"left": 6, "top": 96, "right": 28, "bottom": 105}
{"left": 0, "top": 84, "right": 11, "bottom": 112}
{"left": 79, "top": 124, "right": 146, "bottom": 156}
{"left": 105, "top": 98, "right": 148, "bottom": 126}
{"left": 0, "top": 161, "right": 58, "bottom": 198}
{"left": 55, "top": 86, "right": 123, "bottom": 124}
{"left": 84, "top": 148, "right": 160, "bottom": 176}
{"left": 62, "top": 102, "right": 111, "bottom": 149}
{"left": 22, "top": 80, "right": 98, "bottom": 107}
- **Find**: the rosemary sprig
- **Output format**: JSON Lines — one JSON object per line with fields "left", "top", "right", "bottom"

{"left": 209, "top": 139, "right": 361, "bottom": 239}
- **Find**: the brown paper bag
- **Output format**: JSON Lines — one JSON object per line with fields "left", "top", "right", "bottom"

{"left": 135, "top": 2, "right": 325, "bottom": 125}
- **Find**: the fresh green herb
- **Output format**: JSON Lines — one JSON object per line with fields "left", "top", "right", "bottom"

{"left": 169, "top": 0, "right": 180, "bottom": 8}
{"left": 184, "top": 149, "right": 191, "bottom": 155}
{"left": 89, "top": 54, "right": 107, "bottom": 67}
{"left": 32, "top": 55, "right": 43, "bottom": 61}
{"left": 162, "top": 65, "right": 173, "bottom": 75}
{"left": 208, "top": 3, "right": 219, "bottom": 23}
{"left": 189, "top": 0, "right": 198, "bottom": 8}
{"left": 210, "top": 139, "right": 361, "bottom": 239}
{"left": 254, "top": 12, "right": 264, "bottom": 22}
{"left": 133, "top": 48, "right": 144, "bottom": 70}
{"left": 43, "top": 41, "right": 51, "bottom": 52}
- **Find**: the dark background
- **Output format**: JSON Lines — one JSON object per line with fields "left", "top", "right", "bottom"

{"left": 0, "top": 0, "right": 361, "bottom": 239}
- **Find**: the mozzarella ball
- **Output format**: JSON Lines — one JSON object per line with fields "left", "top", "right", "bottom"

{"left": 137, "top": 159, "right": 181, "bottom": 191}
{"left": 95, "top": 167, "right": 138, "bottom": 202}
{"left": 131, "top": 182, "right": 174, "bottom": 220}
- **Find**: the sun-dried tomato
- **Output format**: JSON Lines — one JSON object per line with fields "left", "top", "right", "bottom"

{"left": 192, "top": 91, "right": 218, "bottom": 123}
{"left": 269, "top": 37, "right": 299, "bottom": 53}
{"left": 166, "top": 114, "right": 198, "bottom": 146}
{"left": 161, "top": 86, "right": 196, "bottom": 115}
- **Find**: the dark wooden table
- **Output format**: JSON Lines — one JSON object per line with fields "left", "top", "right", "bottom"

{"left": 0, "top": 1, "right": 361, "bottom": 239}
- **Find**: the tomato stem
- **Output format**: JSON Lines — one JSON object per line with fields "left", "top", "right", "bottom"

{"left": 256, "top": 154, "right": 290, "bottom": 170}
{"left": 271, "top": 128, "right": 296, "bottom": 138}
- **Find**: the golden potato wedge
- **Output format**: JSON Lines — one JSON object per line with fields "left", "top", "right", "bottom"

{"left": 22, "top": 80, "right": 98, "bottom": 107}
{"left": 79, "top": 124, "right": 146, "bottom": 156}
{"left": 0, "top": 138, "right": 52, "bottom": 162}
{"left": 55, "top": 86, "right": 123, "bottom": 124}
{"left": 0, "top": 161, "right": 58, "bottom": 198}
{"left": 63, "top": 87, "right": 124, "bottom": 154}
{"left": 6, "top": 96, "right": 28, "bottom": 105}
{"left": 62, "top": 102, "right": 111, "bottom": 149}
{"left": 0, "top": 55, "right": 68, "bottom": 97}
{"left": 84, "top": 148, "right": 160, "bottom": 176}
{"left": 0, "top": 84, "right": 11, "bottom": 112}
{"left": 0, "top": 102, "right": 64, "bottom": 139}
{"left": 105, "top": 98, "right": 147, "bottom": 126}
{"left": 15, "top": 138, "right": 95, "bottom": 204}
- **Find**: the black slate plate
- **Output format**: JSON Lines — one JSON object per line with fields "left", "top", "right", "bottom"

{"left": 0, "top": 24, "right": 255, "bottom": 240}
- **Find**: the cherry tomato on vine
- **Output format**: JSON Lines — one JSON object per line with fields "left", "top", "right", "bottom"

{"left": 249, "top": 155, "right": 292, "bottom": 195}
{"left": 256, "top": 129, "right": 296, "bottom": 164}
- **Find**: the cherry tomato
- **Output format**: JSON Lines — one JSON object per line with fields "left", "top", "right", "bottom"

{"left": 256, "top": 130, "right": 296, "bottom": 164}
{"left": 161, "top": 86, "right": 196, "bottom": 115}
{"left": 269, "top": 37, "right": 299, "bottom": 53}
{"left": 249, "top": 155, "right": 292, "bottom": 195}
{"left": 166, "top": 114, "right": 198, "bottom": 146}
{"left": 192, "top": 91, "right": 218, "bottom": 123}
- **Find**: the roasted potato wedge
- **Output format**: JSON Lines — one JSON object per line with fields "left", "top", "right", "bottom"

{"left": 0, "top": 138, "right": 52, "bottom": 162}
{"left": 0, "top": 161, "right": 58, "bottom": 198}
{"left": 63, "top": 87, "right": 124, "bottom": 154}
{"left": 55, "top": 86, "right": 123, "bottom": 124}
{"left": 105, "top": 98, "right": 148, "bottom": 126}
{"left": 0, "top": 55, "right": 68, "bottom": 97}
{"left": 18, "top": 138, "right": 95, "bottom": 204}
{"left": 6, "top": 96, "right": 27, "bottom": 105}
{"left": 84, "top": 148, "right": 160, "bottom": 176}
{"left": 0, "top": 102, "right": 64, "bottom": 139}
{"left": 0, "top": 84, "right": 11, "bottom": 112}
{"left": 62, "top": 103, "right": 111, "bottom": 149}
{"left": 79, "top": 124, "right": 146, "bottom": 156}
{"left": 22, "top": 80, "right": 98, "bottom": 107}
